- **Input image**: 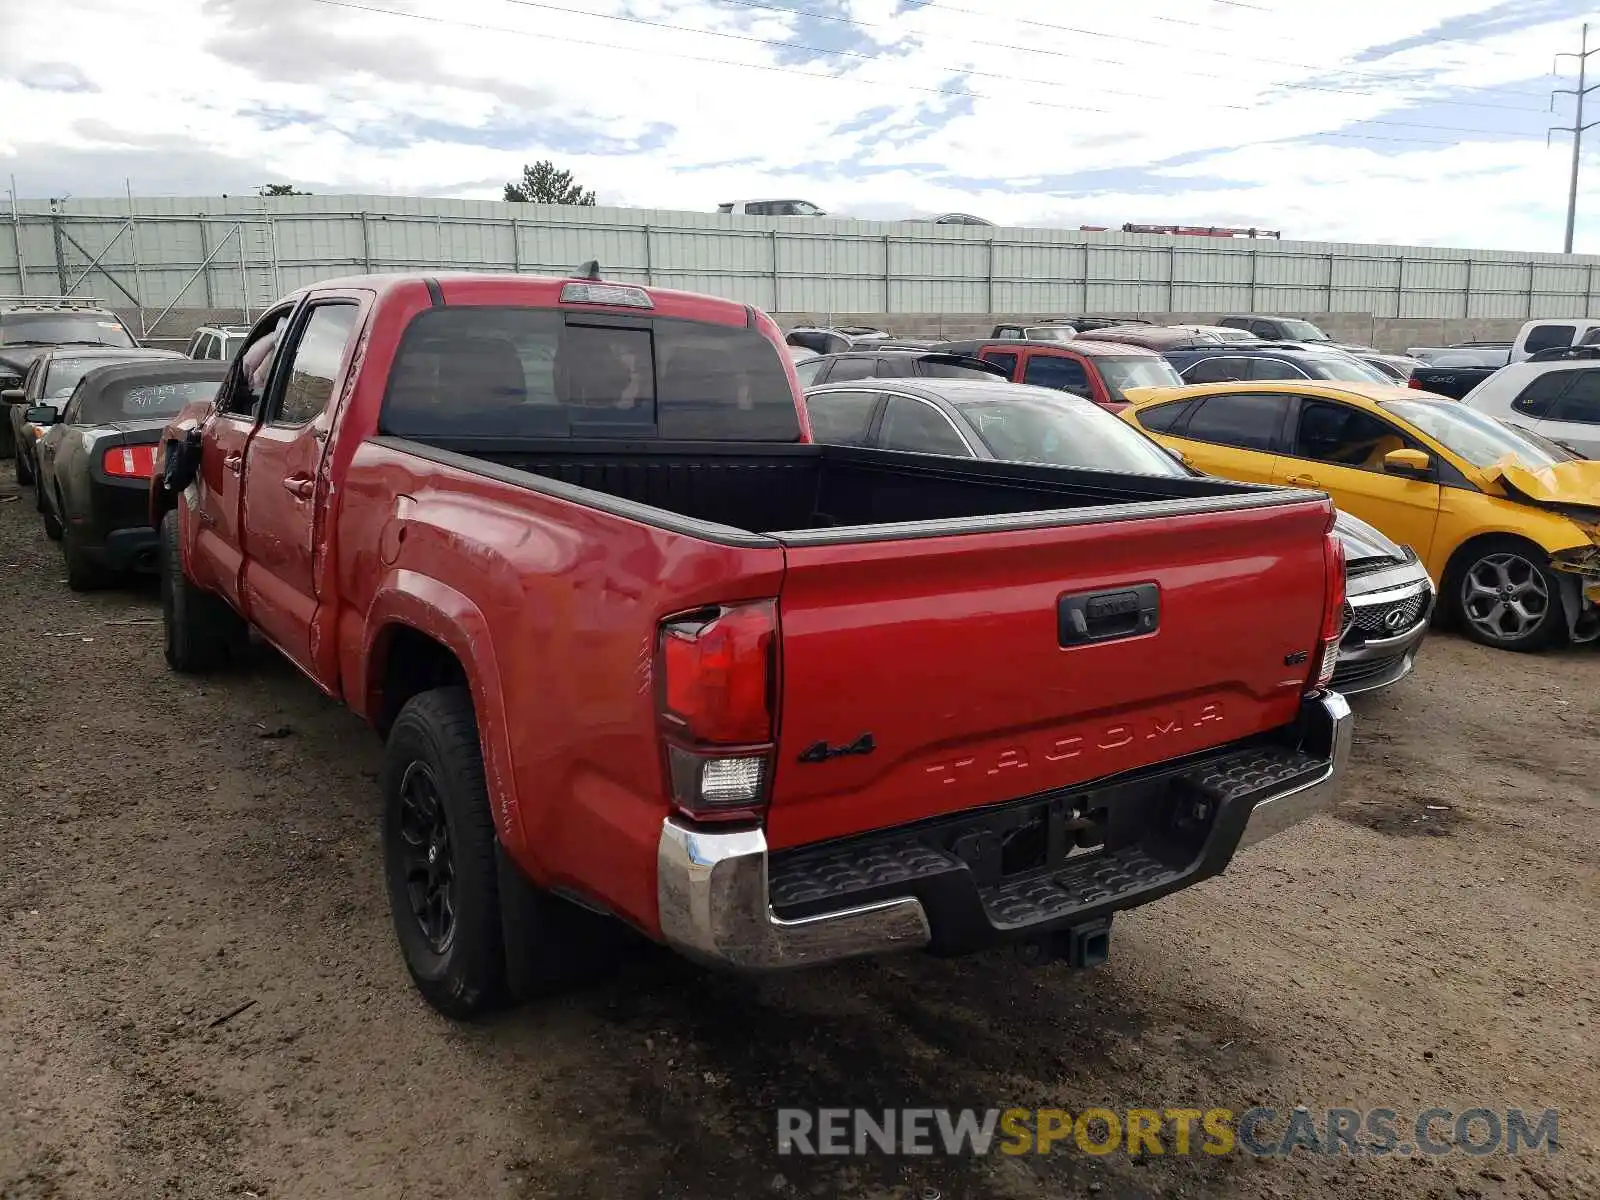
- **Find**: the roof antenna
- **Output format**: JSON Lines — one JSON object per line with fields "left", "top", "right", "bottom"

{"left": 576, "top": 259, "right": 602, "bottom": 281}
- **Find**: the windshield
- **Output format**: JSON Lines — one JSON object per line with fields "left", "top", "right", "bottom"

{"left": 952, "top": 393, "right": 1187, "bottom": 476}
{"left": 1303, "top": 353, "right": 1391, "bottom": 383}
{"left": 1, "top": 312, "right": 135, "bottom": 348}
{"left": 1279, "top": 319, "right": 1330, "bottom": 342}
{"left": 45, "top": 357, "right": 121, "bottom": 398}
{"left": 1381, "top": 398, "right": 1577, "bottom": 471}
{"left": 1097, "top": 356, "right": 1183, "bottom": 399}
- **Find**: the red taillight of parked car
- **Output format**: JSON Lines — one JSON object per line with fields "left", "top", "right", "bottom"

{"left": 1406, "top": 375, "right": 1424, "bottom": 389}
{"left": 102, "top": 445, "right": 159, "bottom": 478}
{"left": 1311, "top": 526, "right": 1347, "bottom": 694}
{"left": 658, "top": 601, "right": 778, "bottom": 822}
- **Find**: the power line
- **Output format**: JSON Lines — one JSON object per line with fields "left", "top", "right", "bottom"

{"left": 495, "top": 0, "right": 1547, "bottom": 132}
{"left": 1551, "top": 23, "right": 1600, "bottom": 252}
{"left": 489, "top": 0, "right": 1557, "bottom": 133}
{"left": 303, "top": 0, "right": 1535, "bottom": 147}
{"left": 512, "top": 0, "right": 1558, "bottom": 116}
{"left": 904, "top": 0, "right": 1556, "bottom": 102}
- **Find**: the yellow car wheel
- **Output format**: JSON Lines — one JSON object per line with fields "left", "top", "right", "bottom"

{"left": 1447, "top": 536, "right": 1564, "bottom": 653}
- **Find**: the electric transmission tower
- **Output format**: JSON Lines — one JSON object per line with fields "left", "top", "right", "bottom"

{"left": 1551, "top": 22, "right": 1600, "bottom": 253}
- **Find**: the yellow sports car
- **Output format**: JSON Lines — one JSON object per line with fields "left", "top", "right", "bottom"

{"left": 1121, "top": 381, "right": 1600, "bottom": 652}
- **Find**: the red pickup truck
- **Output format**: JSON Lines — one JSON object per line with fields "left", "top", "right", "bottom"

{"left": 152, "top": 269, "right": 1352, "bottom": 1018}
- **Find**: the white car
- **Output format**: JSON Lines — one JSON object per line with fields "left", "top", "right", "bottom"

{"left": 1459, "top": 351, "right": 1600, "bottom": 457}
{"left": 717, "top": 199, "right": 826, "bottom": 216}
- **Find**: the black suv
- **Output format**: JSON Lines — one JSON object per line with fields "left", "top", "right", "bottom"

{"left": 1218, "top": 314, "right": 1377, "bottom": 354}
{"left": 793, "top": 349, "right": 1009, "bottom": 388}
{"left": 0, "top": 298, "right": 139, "bottom": 458}
{"left": 1164, "top": 343, "right": 1391, "bottom": 385}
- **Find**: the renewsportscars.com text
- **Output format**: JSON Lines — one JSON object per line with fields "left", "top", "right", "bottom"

{"left": 776, "top": 1106, "right": 1560, "bottom": 1159}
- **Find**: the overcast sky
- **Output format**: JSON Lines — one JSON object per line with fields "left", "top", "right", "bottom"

{"left": 3, "top": 0, "right": 1598, "bottom": 250}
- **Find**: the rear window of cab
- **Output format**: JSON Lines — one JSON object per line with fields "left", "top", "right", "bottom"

{"left": 380, "top": 307, "right": 801, "bottom": 441}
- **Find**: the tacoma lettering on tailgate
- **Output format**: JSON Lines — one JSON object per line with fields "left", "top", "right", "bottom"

{"left": 924, "top": 703, "right": 1225, "bottom": 786}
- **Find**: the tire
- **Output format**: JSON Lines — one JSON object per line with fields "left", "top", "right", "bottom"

{"left": 62, "top": 523, "right": 109, "bottom": 592}
{"left": 33, "top": 473, "right": 46, "bottom": 514}
{"left": 40, "top": 483, "right": 62, "bottom": 542}
{"left": 160, "top": 509, "right": 240, "bottom": 672}
{"left": 381, "top": 687, "right": 509, "bottom": 1019}
{"left": 14, "top": 446, "right": 31, "bottom": 486}
{"left": 1447, "top": 536, "right": 1565, "bottom": 653}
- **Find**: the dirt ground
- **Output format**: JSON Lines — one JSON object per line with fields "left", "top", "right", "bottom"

{"left": 0, "top": 483, "right": 1596, "bottom": 1200}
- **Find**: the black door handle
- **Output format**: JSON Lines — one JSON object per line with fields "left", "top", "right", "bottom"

{"left": 1058, "top": 584, "right": 1160, "bottom": 646}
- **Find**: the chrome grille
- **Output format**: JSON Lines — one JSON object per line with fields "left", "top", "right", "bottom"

{"left": 1347, "top": 590, "right": 1428, "bottom": 638}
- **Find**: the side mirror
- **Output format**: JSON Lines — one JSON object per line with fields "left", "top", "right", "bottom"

{"left": 1164, "top": 445, "right": 1191, "bottom": 467}
{"left": 1383, "top": 448, "right": 1431, "bottom": 478}
{"left": 1, "top": 388, "right": 22, "bottom": 404}
{"left": 24, "top": 405, "right": 58, "bottom": 425}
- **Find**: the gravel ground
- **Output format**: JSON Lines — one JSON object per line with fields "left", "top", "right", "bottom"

{"left": 0, "top": 480, "right": 1596, "bottom": 1200}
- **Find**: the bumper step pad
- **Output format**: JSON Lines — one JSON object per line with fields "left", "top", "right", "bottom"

{"left": 769, "top": 742, "right": 1323, "bottom": 935}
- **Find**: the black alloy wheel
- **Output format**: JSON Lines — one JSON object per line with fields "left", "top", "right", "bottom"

{"left": 397, "top": 761, "right": 457, "bottom": 954}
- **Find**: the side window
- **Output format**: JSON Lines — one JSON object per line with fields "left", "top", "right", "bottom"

{"left": 1510, "top": 371, "right": 1572, "bottom": 418}
{"left": 1547, "top": 370, "right": 1600, "bottom": 424}
{"left": 1022, "top": 354, "right": 1090, "bottom": 395}
{"left": 804, "top": 390, "right": 880, "bottom": 446}
{"left": 270, "top": 304, "right": 360, "bottom": 427}
{"left": 793, "top": 358, "right": 826, "bottom": 388}
{"left": 1183, "top": 357, "right": 1245, "bottom": 384}
{"left": 1137, "top": 399, "right": 1195, "bottom": 433}
{"left": 877, "top": 395, "right": 971, "bottom": 456}
{"left": 995, "top": 327, "right": 1022, "bottom": 339}
{"left": 1250, "top": 357, "right": 1306, "bottom": 380}
{"left": 878, "top": 356, "right": 916, "bottom": 378}
{"left": 185, "top": 331, "right": 204, "bottom": 358}
{"left": 61, "top": 380, "right": 87, "bottom": 425}
{"left": 222, "top": 309, "right": 293, "bottom": 418}
{"left": 1580, "top": 327, "right": 1600, "bottom": 347}
{"left": 979, "top": 351, "right": 1018, "bottom": 377}
{"left": 1524, "top": 324, "right": 1576, "bottom": 355}
{"left": 1182, "top": 393, "right": 1290, "bottom": 452}
{"left": 1251, "top": 320, "right": 1276, "bottom": 339}
{"left": 826, "top": 356, "right": 877, "bottom": 383}
{"left": 1292, "top": 400, "right": 1412, "bottom": 472}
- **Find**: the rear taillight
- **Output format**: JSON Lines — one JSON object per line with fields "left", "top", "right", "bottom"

{"left": 658, "top": 600, "right": 777, "bottom": 822}
{"left": 1406, "top": 375, "right": 1423, "bottom": 389}
{"left": 102, "top": 445, "right": 158, "bottom": 478}
{"left": 1311, "top": 524, "right": 1347, "bottom": 694}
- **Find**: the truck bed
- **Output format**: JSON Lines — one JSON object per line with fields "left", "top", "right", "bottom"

{"left": 378, "top": 436, "right": 1302, "bottom": 541}
{"left": 357, "top": 432, "right": 1335, "bottom": 857}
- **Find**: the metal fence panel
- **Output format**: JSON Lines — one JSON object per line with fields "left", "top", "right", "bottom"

{"left": 4, "top": 197, "right": 1600, "bottom": 328}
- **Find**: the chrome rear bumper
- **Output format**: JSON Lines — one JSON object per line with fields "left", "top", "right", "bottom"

{"left": 656, "top": 692, "right": 1353, "bottom": 971}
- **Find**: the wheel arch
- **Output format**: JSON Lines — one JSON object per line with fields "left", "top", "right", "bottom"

{"left": 358, "top": 575, "right": 526, "bottom": 856}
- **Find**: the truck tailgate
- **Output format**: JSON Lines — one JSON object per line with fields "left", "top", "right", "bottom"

{"left": 764, "top": 498, "right": 1334, "bottom": 851}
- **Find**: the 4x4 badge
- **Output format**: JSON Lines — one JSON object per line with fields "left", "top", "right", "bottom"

{"left": 798, "top": 733, "right": 876, "bottom": 763}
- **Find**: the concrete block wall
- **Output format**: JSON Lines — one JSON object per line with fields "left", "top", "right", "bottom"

{"left": 773, "top": 312, "right": 1529, "bottom": 354}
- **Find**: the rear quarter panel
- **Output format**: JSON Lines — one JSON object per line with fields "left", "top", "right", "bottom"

{"left": 335, "top": 441, "right": 787, "bottom": 933}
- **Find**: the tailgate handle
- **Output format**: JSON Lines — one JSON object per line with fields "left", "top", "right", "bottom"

{"left": 1058, "top": 584, "right": 1159, "bottom": 646}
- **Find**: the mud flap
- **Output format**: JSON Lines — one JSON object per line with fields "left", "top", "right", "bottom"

{"left": 495, "top": 843, "right": 631, "bottom": 1000}
{"left": 162, "top": 428, "right": 203, "bottom": 496}
{"left": 1554, "top": 573, "right": 1600, "bottom": 644}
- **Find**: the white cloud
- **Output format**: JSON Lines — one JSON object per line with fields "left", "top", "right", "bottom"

{"left": 1, "top": 0, "right": 1596, "bottom": 251}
